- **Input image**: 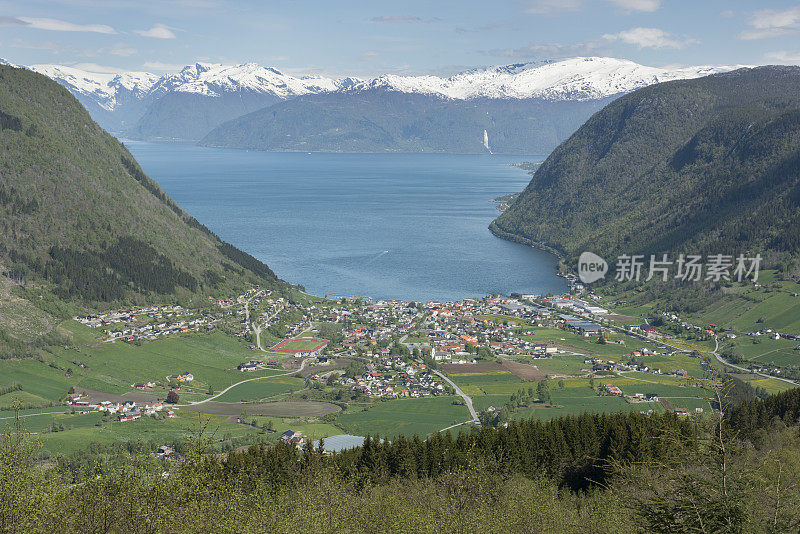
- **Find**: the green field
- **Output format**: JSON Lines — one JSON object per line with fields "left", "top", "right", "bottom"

{"left": 678, "top": 274, "right": 800, "bottom": 333}
{"left": 478, "top": 314, "right": 529, "bottom": 325}
{"left": 274, "top": 338, "right": 327, "bottom": 352}
{"left": 337, "top": 397, "right": 470, "bottom": 439}
{"left": 728, "top": 337, "right": 800, "bottom": 367}
{"left": 518, "top": 327, "right": 660, "bottom": 359}
{"left": 0, "top": 322, "right": 280, "bottom": 403}
{"left": 450, "top": 372, "right": 531, "bottom": 395}
{"left": 515, "top": 386, "right": 664, "bottom": 421}
{"left": 534, "top": 354, "right": 591, "bottom": 376}
{"left": 213, "top": 376, "right": 306, "bottom": 402}
{"left": 251, "top": 418, "right": 341, "bottom": 444}
{"left": 0, "top": 408, "right": 260, "bottom": 455}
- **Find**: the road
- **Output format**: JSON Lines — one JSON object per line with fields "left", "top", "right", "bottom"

{"left": 551, "top": 300, "right": 798, "bottom": 386}
{"left": 252, "top": 304, "right": 284, "bottom": 352}
{"left": 176, "top": 357, "right": 311, "bottom": 407}
{"left": 398, "top": 334, "right": 480, "bottom": 426}
{"left": 432, "top": 369, "right": 480, "bottom": 425}
{"left": 708, "top": 335, "right": 798, "bottom": 385}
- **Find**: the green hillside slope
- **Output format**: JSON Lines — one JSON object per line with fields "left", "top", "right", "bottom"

{"left": 0, "top": 64, "right": 280, "bottom": 306}
{"left": 491, "top": 66, "right": 800, "bottom": 268}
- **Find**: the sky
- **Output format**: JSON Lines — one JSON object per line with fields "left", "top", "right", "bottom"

{"left": 1, "top": 0, "right": 800, "bottom": 77}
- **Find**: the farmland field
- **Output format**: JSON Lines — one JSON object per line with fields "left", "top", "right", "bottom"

{"left": 213, "top": 376, "right": 306, "bottom": 402}
{"left": 336, "top": 397, "right": 470, "bottom": 439}
{"left": 272, "top": 337, "right": 328, "bottom": 353}
{"left": 449, "top": 372, "right": 531, "bottom": 395}
{"left": 729, "top": 337, "right": 800, "bottom": 367}
{"left": 0, "top": 322, "right": 277, "bottom": 403}
{"left": 181, "top": 400, "right": 339, "bottom": 418}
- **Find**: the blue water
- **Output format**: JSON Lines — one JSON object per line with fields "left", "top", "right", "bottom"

{"left": 125, "top": 142, "right": 567, "bottom": 301}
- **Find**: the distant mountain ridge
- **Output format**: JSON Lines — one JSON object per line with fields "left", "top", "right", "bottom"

{"left": 342, "top": 57, "right": 735, "bottom": 101}
{"left": 491, "top": 65, "right": 800, "bottom": 266}
{"left": 9, "top": 56, "right": 741, "bottom": 146}
{"left": 197, "top": 58, "right": 744, "bottom": 154}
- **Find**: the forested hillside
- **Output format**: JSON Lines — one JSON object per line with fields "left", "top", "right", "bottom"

{"left": 199, "top": 90, "right": 611, "bottom": 154}
{"left": 4, "top": 386, "right": 800, "bottom": 531}
{"left": 491, "top": 66, "right": 800, "bottom": 268}
{"left": 0, "top": 64, "right": 280, "bottom": 305}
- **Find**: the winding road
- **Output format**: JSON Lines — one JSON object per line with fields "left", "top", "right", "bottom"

{"left": 175, "top": 357, "right": 311, "bottom": 407}
{"left": 708, "top": 335, "right": 798, "bottom": 385}
{"left": 433, "top": 369, "right": 480, "bottom": 425}
{"left": 399, "top": 334, "right": 481, "bottom": 426}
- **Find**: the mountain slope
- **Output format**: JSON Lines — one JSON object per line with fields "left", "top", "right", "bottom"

{"left": 491, "top": 66, "right": 800, "bottom": 265}
{"left": 29, "top": 62, "right": 350, "bottom": 140}
{"left": 199, "top": 90, "right": 612, "bottom": 154}
{"left": 28, "top": 64, "right": 160, "bottom": 133}
{"left": 0, "top": 64, "right": 279, "bottom": 304}
{"left": 198, "top": 57, "right": 738, "bottom": 154}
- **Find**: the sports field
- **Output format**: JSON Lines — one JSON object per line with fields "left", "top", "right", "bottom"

{"left": 271, "top": 337, "right": 328, "bottom": 353}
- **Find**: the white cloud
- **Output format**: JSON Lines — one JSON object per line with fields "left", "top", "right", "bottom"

{"left": 525, "top": 0, "right": 584, "bottom": 14}
{"left": 359, "top": 50, "right": 380, "bottom": 61}
{"left": 764, "top": 50, "right": 800, "bottom": 64}
{"left": 69, "top": 62, "right": 126, "bottom": 73}
{"left": 526, "top": 0, "right": 659, "bottom": 14}
{"left": 16, "top": 16, "right": 115, "bottom": 34}
{"left": 369, "top": 15, "right": 441, "bottom": 24}
{"left": 606, "top": 0, "right": 661, "bottom": 12}
{"left": 739, "top": 7, "right": 800, "bottom": 40}
{"left": 370, "top": 15, "right": 424, "bottom": 24}
{"left": 489, "top": 40, "right": 609, "bottom": 59}
{"left": 133, "top": 23, "right": 176, "bottom": 39}
{"left": 603, "top": 27, "right": 698, "bottom": 49}
{"left": 109, "top": 43, "right": 136, "bottom": 57}
{"left": 142, "top": 61, "right": 183, "bottom": 71}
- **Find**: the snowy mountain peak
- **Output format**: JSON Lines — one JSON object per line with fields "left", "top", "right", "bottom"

{"left": 22, "top": 56, "right": 743, "bottom": 115}
{"left": 29, "top": 64, "right": 160, "bottom": 111}
{"left": 345, "top": 57, "right": 741, "bottom": 101}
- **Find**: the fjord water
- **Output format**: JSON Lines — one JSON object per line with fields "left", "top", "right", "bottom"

{"left": 126, "top": 142, "right": 566, "bottom": 301}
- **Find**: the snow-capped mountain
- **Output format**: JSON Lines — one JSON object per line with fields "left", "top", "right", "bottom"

{"left": 14, "top": 56, "right": 743, "bottom": 145}
{"left": 348, "top": 57, "right": 739, "bottom": 101}
{"left": 30, "top": 64, "right": 160, "bottom": 112}
{"left": 29, "top": 62, "right": 351, "bottom": 112}
{"left": 148, "top": 62, "right": 352, "bottom": 99}
{"left": 25, "top": 56, "right": 740, "bottom": 113}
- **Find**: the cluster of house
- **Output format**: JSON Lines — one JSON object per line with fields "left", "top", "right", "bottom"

{"left": 104, "top": 315, "right": 220, "bottom": 342}
{"left": 339, "top": 357, "right": 444, "bottom": 398}
{"left": 604, "top": 384, "right": 660, "bottom": 403}
{"left": 76, "top": 305, "right": 192, "bottom": 327}
{"left": 237, "top": 359, "right": 279, "bottom": 372}
{"left": 167, "top": 372, "right": 194, "bottom": 383}
{"left": 67, "top": 392, "right": 175, "bottom": 422}
{"left": 748, "top": 328, "right": 800, "bottom": 342}
{"left": 278, "top": 429, "right": 305, "bottom": 446}
{"left": 585, "top": 356, "right": 687, "bottom": 377}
